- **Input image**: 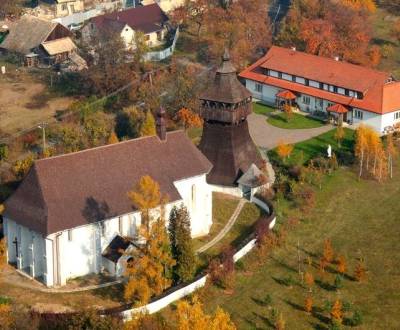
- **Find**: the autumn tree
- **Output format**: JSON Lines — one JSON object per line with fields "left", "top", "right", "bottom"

{"left": 354, "top": 258, "right": 367, "bottom": 282}
{"left": 304, "top": 295, "right": 313, "bottom": 314}
{"left": 275, "top": 312, "right": 286, "bottom": 330}
{"left": 330, "top": 300, "right": 343, "bottom": 324}
{"left": 0, "top": 304, "right": 14, "bottom": 330}
{"left": 323, "top": 238, "right": 334, "bottom": 264}
{"left": 278, "top": 0, "right": 374, "bottom": 65}
{"left": 168, "top": 205, "right": 197, "bottom": 283}
{"left": 341, "top": 0, "right": 376, "bottom": 12}
{"left": 0, "top": 144, "right": 8, "bottom": 163}
{"left": 304, "top": 271, "right": 314, "bottom": 292}
{"left": 355, "top": 125, "right": 368, "bottom": 177}
{"left": 177, "top": 108, "right": 203, "bottom": 131}
{"left": 12, "top": 155, "right": 34, "bottom": 180}
{"left": 176, "top": 295, "right": 236, "bottom": 330}
{"left": 108, "top": 131, "right": 119, "bottom": 144}
{"left": 276, "top": 141, "right": 294, "bottom": 161}
{"left": 0, "top": 0, "right": 22, "bottom": 18}
{"left": 115, "top": 106, "right": 145, "bottom": 140}
{"left": 140, "top": 111, "right": 156, "bottom": 137}
{"left": 283, "top": 104, "right": 293, "bottom": 122}
{"left": 334, "top": 125, "right": 345, "bottom": 148}
{"left": 83, "top": 111, "right": 112, "bottom": 147}
{"left": 386, "top": 133, "right": 397, "bottom": 179}
{"left": 127, "top": 175, "right": 167, "bottom": 232}
{"left": 124, "top": 217, "right": 175, "bottom": 305}
{"left": 337, "top": 255, "right": 346, "bottom": 275}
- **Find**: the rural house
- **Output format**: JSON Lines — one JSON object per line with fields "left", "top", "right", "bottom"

{"left": 3, "top": 112, "right": 213, "bottom": 287}
{"left": 0, "top": 15, "right": 79, "bottom": 67}
{"left": 82, "top": 3, "right": 169, "bottom": 49}
{"left": 55, "top": 0, "right": 85, "bottom": 17}
{"left": 240, "top": 46, "right": 400, "bottom": 134}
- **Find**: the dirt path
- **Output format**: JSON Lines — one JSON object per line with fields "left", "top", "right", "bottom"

{"left": 248, "top": 113, "right": 333, "bottom": 150}
{"left": 196, "top": 199, "right": 246, "bottom": 254}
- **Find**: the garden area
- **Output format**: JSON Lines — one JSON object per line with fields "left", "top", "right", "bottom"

{"left": 267, "top": 112, "right": 326, "bottom": 130}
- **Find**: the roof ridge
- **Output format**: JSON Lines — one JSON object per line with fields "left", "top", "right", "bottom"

{"left": 35, "top": 130, "right": 184, "bottom": 164}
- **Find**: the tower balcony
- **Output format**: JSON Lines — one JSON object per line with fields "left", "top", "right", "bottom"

{"left": 200, "top": 101, "right": 252, "bottom": 124}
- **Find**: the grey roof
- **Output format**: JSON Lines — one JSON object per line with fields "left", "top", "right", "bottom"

{"left": 0, "top": 16, "right": 58, "bottom": 54}
{"left": 237, "top": 164, "right": 264, "bottom": 188}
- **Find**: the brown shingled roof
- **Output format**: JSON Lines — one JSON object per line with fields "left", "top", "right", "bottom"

{"left": 90, "top": 3, "right": 168, "bottom": 34}
{"left": 4, "top": 131, "right": 212, "bottom": 236}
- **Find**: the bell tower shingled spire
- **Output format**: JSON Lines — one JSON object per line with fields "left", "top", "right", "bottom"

{"left": 198, "top": 49, "right": 263, "bottom": 186}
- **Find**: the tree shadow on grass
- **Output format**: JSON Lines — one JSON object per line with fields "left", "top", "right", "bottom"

{"left": 251, "top": 297, "right": 268, "bottom": 307}
{"left": 93, "top": 283, "right": 125, "bottom": 303}
{"left": 315, "top": 279, "right": 336, "bottom": 292}
{"left": 284, "top": 299, "right": 304, "bottom": 312}
{"left": 297, "top": 247, "right": 319, "bottom": 259}
{"left": 270, "top": 256, "right": 298, "bottom": 273}
{"left": 311, "top": 310, "right": 331, "bottom": 325}
{"left": 252, "top": 312, "right": 275, "bottom": 329}
{"left": 309, "top": 321, "right": 329, "bottom": 330}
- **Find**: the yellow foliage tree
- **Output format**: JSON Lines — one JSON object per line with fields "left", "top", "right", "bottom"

{"left": 0, "top": 304, "right": 14, "bottom": 330}
{"left": 323, "top": 238, "right": 334, "bottom": 263}
{"left": 276, "top": 141, "right": 294, "bottom": 161}
{"left": 124, "top": 217, "right": 176, "bottom": 305}
{"left": 210, "top": 307, "right": 236, "bottom": 330}
{"left": 275, "top": 312, "right": 285, "bottom": 330}
{"left": 334, "top": 126, "right": 345, "bottom": 148}
{"left": 12, "top": 155, "right": 34, "bottom": 180}
{"left": 177, "top": 108, "right": 203, "bottom": 131}
{"left": 354, "top": 259, "right": 367, "bottom": 282}
{"left": 355, "top": 125, "right": 368, "bottom": 178}
{"left": 386, "top": 133, "right": 397, "bottom": 179}
{"left": 304, "top": 272, "right": 314, "bottom": 292}
{"left": 341, "top": 0, "right": 376, "bottom": 12}
{"left": 140, "top": 111, "right": 156, "bottom": 137}
{"left": 108, "top": 131, "right": 119, "bottom": 144}
{"left": 283, "top": 103, "right": 293, "bottom": 122}
{"left": 127, "top": 175, "right": 167, "bottom": 231}
{"left": 337, "top": 255, "right": 346, "bottom": 275}
{"left": 330, "top": 300, "right": 343, "bottom": 324}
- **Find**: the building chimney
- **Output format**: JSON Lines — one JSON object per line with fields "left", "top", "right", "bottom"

{"left": 291, "top": 46, "right": 296, "bottom": 51}
{"left": 334, "top": 56, "right": 340, "bottom": 61}
{"left": 156, "top": 107, "right": 167, "bottom": 141}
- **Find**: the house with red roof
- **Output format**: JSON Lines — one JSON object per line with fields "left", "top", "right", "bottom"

{"left": 82, "top": 3, "right": 169, "bottom": 50}
{"left": 239, "top": 46, "right": 400, "bottom": 134}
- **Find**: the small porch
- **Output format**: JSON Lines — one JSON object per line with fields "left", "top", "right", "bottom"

{"left": 275, "top": 90, "right": 298, "bottom": 112}
{"left": 326, "top": 103, "right": 349, "bottom": 126}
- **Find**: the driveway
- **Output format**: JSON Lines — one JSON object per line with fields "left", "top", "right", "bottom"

{"left": 248, "top": 113, "right": 334, "bottom": 150}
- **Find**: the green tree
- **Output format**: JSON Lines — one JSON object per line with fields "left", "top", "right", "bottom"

{"left": 0, "top": 144, "right": 8, "bottom": 163}
{"left": 56, "top": 124, "right": 85, "bottom": 153}
{"left": 115, "top": 106, "right": 145, "bottom": 139}
{"left": 83, "top": 112, "right": 112, "bottom": 147}
{"left": 12, "top": 155, "right": 34, "bottom": 180}
{"left": 168, "top": 206, "right": 197, "bottom": 282}
{"left": 140, "top": 111, "right": 156, "bottom": 137}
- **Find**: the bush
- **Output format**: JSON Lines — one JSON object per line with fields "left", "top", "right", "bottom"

{"left": 336, "top": 150, "right": 355, "bottom": 166}
{"left": 0, "top": 296, "right": 11, "bottom": 305}
{"left": 235, "top": 260, "right": 245, "bottom": 271}
{"left": 0, "top": 144, "right": 9, "bottom": 162}
{"left": 350, "top": 310, "right": 363, "bottom": 326}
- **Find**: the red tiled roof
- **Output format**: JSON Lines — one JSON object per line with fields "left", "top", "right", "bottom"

{"left": 276, "top": 90, "right": 296, "bottom": 100}
{"left": 327, "top": 104, "right": 348, "bottom": 114}
{"left": 90, "top": 3, "right": 168, "bottom": 34}
{"left": 239, "top": 46, "right": 400, "bottom": 115}
{"left": 4, "top": 131, "right": 212, "bottom": 236}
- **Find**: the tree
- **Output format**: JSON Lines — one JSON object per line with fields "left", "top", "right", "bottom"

{"left": 115, "top": 106, "right": 145, "bottom": 140}
{"left": 127, "top": 175, "right": 167, "bottom": 232}
{"left": 304, "top": 295, "right": 313, "bottom": 314}
{"left": 108, "top": 131, "right": 119, "bottom": 144}
{"left": 140, "top": 111, "right": 156, "bottom": 137}
{"left": 283, "top": 103, "right": 293, "bottom": 122}
{"left": 0, "top": 0, "right": 22, "bottom": 18}
{"left": 132, "top": 31, "right": 151, "bottom": 71}
{"left": 304, "top": 271, "right": 314, "bottom": 292}
{"left": 12, "top": 155, "right": 34, "bottom": 180}
{"left": 0, "top": 236, "right": 7, "bottom": 272}
{"left": 323, "top": 238, "right": 334, "bottom": 264}
{"left": 0, "top": 144, "right": 8, "bottom": 163}
{"left": 334, "top": 126, "right": 345, "bottom": 148}
{"left": 337, "top": 255, "right": 346, "bottom": 275}
{"left": 354, "top": 259, "right": 367, "bottom": 282}
{"left": 368, "top": 45, "right": 381, "bottom": 67}
{"left": 386, "top": 133, "right": 397, "bottom": 179}
{"left": 276, "top": 141, "right": 294, "bottom": 160}
{"left": 83, "top": 112, "right": 112, "bottom": 147}
{"left": 176, "top": 295, "right": 236, "bottom": 330}
{"left": 0, "top": 304, "right": 14, "bottom": 330}
{"left": 355, "top": 125, "right": 368, "bottom": 177}
{"left": 275, "top": 312, "right": 285, "bottom": 330}
{"left": 330, "top": 300, "right": 343, "bottom": 324}
{"left": 55, "top": 123, "right": 86, "bottom": 154}
{"left": 124, "top": 217, "right": 175, "bottom": 305}
{"left": 341, "top": 0, "right": 376, "bottom": 12}
{"left": 168, "top": 205, "right": 197, "bottom": 282}
{"left": 176, "top": 108, "right": 203, "bottom": 131}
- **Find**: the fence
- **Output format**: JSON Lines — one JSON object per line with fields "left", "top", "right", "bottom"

{"left": 143, "top": 28, "right": 180, "bottom": 62}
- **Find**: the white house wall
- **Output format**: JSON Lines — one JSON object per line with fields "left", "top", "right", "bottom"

{"left": 173, "top": 174, "right": 212, "bottom": 238}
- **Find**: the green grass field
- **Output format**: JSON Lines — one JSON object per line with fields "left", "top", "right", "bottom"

{"left": 269, "top": 128, "right": 355, "bottom": 166}
{"left": 267, "top": 112, "right": 326, "bottom": 129}
{"left": 199, "top": 164, "right": 400, "bottom": 329}
{"left": 253, "top": 103, "right": 276, "bottom": 116}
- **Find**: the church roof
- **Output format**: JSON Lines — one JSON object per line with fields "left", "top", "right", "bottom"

{"left": 4, "top": 131, "right": 212, "bottom": 236}
{"left": 200, "top": 50, "right": 252, "bottom": 104}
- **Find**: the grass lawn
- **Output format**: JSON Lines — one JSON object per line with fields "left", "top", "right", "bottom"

{"left": 267, "top": 112, "right": 326, "bottom": 129}
{"left": 253, "top": 102, "right": 275, "bottom": 116}
{"left": 193, "top": 193, "right": 240, "bottom": 252}
{"left": 202, "top": 202, "right": 263, "bottom": 258}
{"left": 269, "top": 128, "right": 355, "bottom": 166}
{"left": 197, "top": 164, "right": 400, "bottom": 329}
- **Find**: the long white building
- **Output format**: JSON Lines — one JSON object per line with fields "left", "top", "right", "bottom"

{"left": 240, "top": 46, "right": 400, "bottom": 134}
{"left": 3, "top": 116, "right": 213, "bottom": 287}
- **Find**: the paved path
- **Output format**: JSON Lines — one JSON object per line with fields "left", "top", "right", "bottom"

{"left": 196, "top": 199, "right": 246, "bottom": 254}
{"left": 248, "top": 113, "right": 334, "bottom": 150}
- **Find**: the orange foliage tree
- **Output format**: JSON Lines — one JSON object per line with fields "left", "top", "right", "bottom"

{"left": 176, "top": 108, "right": 203, "bottom": 131}
{"left": 323, "top": 238, "right": 334, "bottom": 264}
{"left": 107, "top": 131, "right": 119, "bottom": 144}
{"left": 304, "top": 296, "right": 313, "bottom": 314}
{"left": 354, "top": 259, "right": 367, "bottom": 282}
{"left": 276, "top": 141, "right": 294, "bottom": 161}
{"left": 304, "top": 271, "right": 314, "bottom": 292}
{"left": 337, "top": 255, "right": 346, "bottom": 275}
{"left": 341, "top": 0, "right": 376, "bottom": 12}
{"left": 330, "top": 300, "right": 343, "bottom": 324}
